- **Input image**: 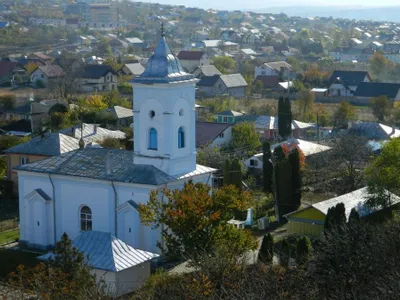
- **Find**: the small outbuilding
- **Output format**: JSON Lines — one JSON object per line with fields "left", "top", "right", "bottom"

{"left": 38, "top": 231, "right": 159, "bottom": 296}
{"left": 284, "top": 187, "right": 400, "bottom": 236}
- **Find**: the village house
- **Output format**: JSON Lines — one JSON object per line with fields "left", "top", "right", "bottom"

{"left": 119, "top": 63, "right": 145, "bottom": 77}
{"left": 328, "top": 70, "right": 371, "bottom": 96}
{"left": 192, "top": 65, "right": 222, "bottom": 78}
{"left": 243, "top": 138, "right": 331, "bottom": 170}
{"left": 125, "top": 37, "right": 145, "bottom": 49}
{"left": 196, "top": 121, "right": 232, "bottom": 148}
{"left": 254, "top": 61, "right": 293, "bottom": 79}
{"left": 215, "top": 110, "right": 245, "bottom": 124}
{"left": 4, "top": 132, "right": 81, "bottom": 189}
{"left": 255, "top": 115, "right": 313, "bottom": 140}
{"left": 176, "top": 51, "right": 209, "bottom": 73}
{"left": 0, "top": 61, "right": 26, "bottom": 84}
{"left": 284, "top": 187, "right": 400, "bottom": 236}
{"left": 197, "top": 74, "right": 248, "bottom": 98}
{"left": 30, "top": 65, "right": 65, "bottom": 87}
{"left": 347, "top": 122, "right": 400, "bottom": 140}
{"left": 354, "top": 82, "right": 400, "bottom": 102}
{"left": 104, "top": 106, "right": 134, "bottom": 128}
{"left": 77, "top": 65, "right": 118, "bottom": 92}
{"left": 28, "top": 52, "right": 53, "bottom": 64}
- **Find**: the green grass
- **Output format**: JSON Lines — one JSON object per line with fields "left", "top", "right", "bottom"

{"left": 0, "top": 229, "right": 19, "bottom": 245}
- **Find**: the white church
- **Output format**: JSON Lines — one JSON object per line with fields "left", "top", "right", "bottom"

{"left": 15, "top": 32, "right": 215, "bottom": 254}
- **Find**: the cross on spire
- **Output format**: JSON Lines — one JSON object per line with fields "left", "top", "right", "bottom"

{"left": 161, "top": 22, "right": 165, "bottom": 37}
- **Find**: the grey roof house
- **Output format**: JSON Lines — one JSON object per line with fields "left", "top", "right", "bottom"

{"left": 347, "top": 122, "right": 400, "bottom": 140}
{"left": 197, "top": 74, "right": 248, "bottom": 98}
{"left": 355, "top": 82, "right": 400, "bottom": 101}
{"left": 192, "top": 65, "right": 222, "bottom": 78}
{"left": 104, "top": 106, "right": 133, "bottom": 128}
{"left": 196, "top": 121, "right": 232, "bottom": 148}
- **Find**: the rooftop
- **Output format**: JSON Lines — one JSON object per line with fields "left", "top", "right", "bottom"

{"left": 35, "top": 65, "right": 65, "bottom": 78}
{"left": 105, "top": 106, "right": 133, "bottom": 119}
{"left": 177, "top": 50, "right": 205, "bottom": 60}
{"left": 59, "top": 123, "right": 126, "bottom": 144}
{"left": 354, "top": 82, "right": 400, "bottom": 98}
{"left": 39, "top": 231, "right": 158, "bottom": 272}
{"left": 4, "top": 133, "right": 80, "bottom": 156}
{"left": 194, "top": 65, "right": 222, "bottom": 77}
{"left": 328, "top": 70, "right": 371, "bottom": 87}
{"left": 132, "top": 34, "right": 195, "bottom": 84}
{"left": 196, "top": 121, "right": 231, "bottom": 147}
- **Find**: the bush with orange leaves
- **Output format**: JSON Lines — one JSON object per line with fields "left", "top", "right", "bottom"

{"left": 138, "top": 181, "right": 257, "bottom": 260}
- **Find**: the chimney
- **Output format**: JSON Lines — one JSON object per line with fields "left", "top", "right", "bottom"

{"left": 245, "top": 208, "right": 253, "bottom": 226}
{"left": 391, "top": 125, "right": 396, "bottom": 136}
{"left": 106, "top": 151, "right": 113, "bottom": 175}
{"left": 94, "top": 125, "right": 98, "bottom": 134}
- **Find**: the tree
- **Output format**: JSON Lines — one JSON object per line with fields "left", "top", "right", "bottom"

{"left": 274, "top": 150, "right": 293, "bottom": 218}
{"left": 8, "top": 233, "right": 105, "bottom": 299}
{"left": 80, "top": 94, "right": 108, "bottom": 111}
{"left": 0, "top": 156, "right": 6, "bottom": 178}
{"left": 103, "top": 57, "right": 123, "bottom": 72}
{"left": 258, "top": 233, "right": 274, "bottom": 264}
{"left": 369, "top": 52, "right": 395, "bottom": 78}
{"left": 370, "top": 95, "right": 391, "bottom": 122}
{"left": 348, "top": 208, "right": 360, "bottom": 223}
{"left": 0, "top": 94, "right": 16, "bottom": 110}
{"left": 197, "top": 146, "right": 225, "bottom": 171}
{"left": 324, "top": 207, "right": 335, "bottom": 233}
{"left": 211, "top": 56, "right": 236, "bottom": 74}
{"left": 333, "top": 101, "right": 356, "bottom": 130}
{"left": 288, "top": 148, "right": 302, "bottom": 209}
{"left": 278, "top": 97, "right": 292, "bottom": 139}
{"left": 230, "top": 158, "right": 243, "bottom": 190}
{"left": 296, "top": 236, "right": 312, "bottom": 265}
{"left": 230, "top": 122, "right": 261, "bottom": 157}
{"left": 253, "top": 79, "right": 264, "bottom": 94}
{"left": 296, "top": 90, "right": 315, "bottom": 122}
{"left": 100, "top": 137, "right": 124, "bottom": 149}
{"left": 279, "top": 238, "right": 290, "bottom": 267}
{"left": 324, "top": 203, "right": 346, "bottom": 233}
{"left": 223, "top": 159, "right": 232, "bottom": 186}
{"left": 0, "top": 135, "right": 27, "bottom": 152}
{"left": 365, "top": 138, "right": 400, "bottom": 200}
{"left": 96, "top": 38, "right": 112, "bottom": 56}
{"left": 138, "top": 181, "right": 256, "bottom": 259}
{"left": 262, "top": 141, "right": 273, "bottom": 193}
{"left": 329, "top": 135, "right": 372, "bottom": 193}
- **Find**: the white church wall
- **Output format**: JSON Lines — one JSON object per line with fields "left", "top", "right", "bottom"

{"left": 18, "top": 172, "right": 54, "bottom": 248}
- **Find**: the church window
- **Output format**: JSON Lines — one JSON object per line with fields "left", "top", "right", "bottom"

{"left": 149, "top": 110, "right": 155, "bottom": 118}
{"left": 149, "top": 128, "right": 158, "bottom": 150}
{"left": 80, "top": 206, "right": 92, "bottom": 231}
{"left": 178, "top": 127, "right": 185, "bottom": 149}
{"left": 179, "top": 109, "right": 184, "bottom": 116}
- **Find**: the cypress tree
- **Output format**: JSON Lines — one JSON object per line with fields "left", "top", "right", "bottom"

{"left": 275, "top": 155, "right": 293, "bottom": 218}
{"left": 263, "top": 141, "right": 273, "bottom": 193}
{"left": 279, "top": 238, "right": 290, "bottom": 267}
{"left": 288, "top": 148, "right": 302, "bottom": 210}
{"left": 231, "top": 158, "right": 242, "bottom": 190}
{"left": 258, "top": 233, "right": 274, "bottom": 264}
{"left": 334, "top": 202, "right": 347, "bottom": 226}
{"left": 223, "top": 159, "right": 232, "bottom": 186}
{"left": 349, "top": 208, "right": 360, "bottom": 223}
{"left": 278, "top": 97, "right": 292, "bottom": 140}
{"left": 324, "top": 207, "right": 334, "bottom": 233}
{"left": 296, "top": 236, "right": 312, "bottom": 265}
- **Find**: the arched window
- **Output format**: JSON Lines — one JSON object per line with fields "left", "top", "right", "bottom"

{"left": 80, "top": 206, "right": 92, "bottom": 231}
{"left": 149, "top": 128, "right": 158, "bottom": 150}
{"left": 178, "top": 127, "right": 185, "bottom": 149}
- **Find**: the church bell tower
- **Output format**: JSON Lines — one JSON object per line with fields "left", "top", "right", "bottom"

{"left": 131, "top": 24, "right": 198, "bottom": 176}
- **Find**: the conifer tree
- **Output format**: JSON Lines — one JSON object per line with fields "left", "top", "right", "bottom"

{"left": 296, "top": 236, "right": 312, "bottom": 265}
{"left": 279, "top": 238, "right": 291, "bottom": 267}
{"left": 258, "top": 233, "right": 274, "bottom": 264}
{"left": 349, "top": 208, "right": 360, "bottom": 223}
{"left": 263, "top": 141, "right": 273, "bottom": 193}
{"left": 288, "top": 148, "right": 302, "bottom": 210}
{"left": 224, "top": 159, "right": 232, "bottom": 186}
{"left": 278, "top": 97, "right": 292, "bottom": 140}
{"left": 231, "top": 158, "right": 243, "bottom": 190}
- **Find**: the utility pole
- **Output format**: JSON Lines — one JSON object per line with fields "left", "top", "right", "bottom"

{"left": 316, "top": 111, "right": 320, "bottom": 144}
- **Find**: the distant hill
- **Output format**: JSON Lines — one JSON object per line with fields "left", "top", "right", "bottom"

{"left": 255, "top": 6, "right": 400, "bottom": 22}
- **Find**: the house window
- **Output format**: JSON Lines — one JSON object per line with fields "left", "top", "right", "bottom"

{"left": 80, "top": 206, "right": 92, "bottom": 231}
{"left": 149, "top": 128, "right": 158, "bottom": 150}
{"left": 41, "top": 74, "right": 44, "bottom": 78}
{"left": 223, "top": 116, "right": 228, "bottom": 123}
{"left": 102, "top": 85, "right": 106, "bottom": 91}
{"left": 107, "top": 75, "right": 109, "bottom": 81}
{"left": 178, "top": 127, "right": 185, "bottom": 149}
{"left": 250, "top": 159, "right": 258, "bottom": 167}
{"left": 20, "top": 157, "right": 29, "bottom": 165}
{"left": 219, "top": 132, "right": 224, "bottom": 138}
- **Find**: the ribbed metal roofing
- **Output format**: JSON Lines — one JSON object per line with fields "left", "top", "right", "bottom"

{"left": 132, "top": 36, "right": 195, "bottom": 84}
{"left": 38, "top": 231, "right": 159, "bottom": 272}
{"left": 4, "top": 133, "right": 80, "bottom": 156}
{"left": 14, "top": 148, "right": 176, "bottom": 185}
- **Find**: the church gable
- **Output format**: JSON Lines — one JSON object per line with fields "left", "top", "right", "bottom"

{"left": 25, "top": 189, "right": 52, "bottom": 203}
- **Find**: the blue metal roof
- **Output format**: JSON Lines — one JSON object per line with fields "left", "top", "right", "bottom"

{"left": 132, "top": 36, "right": 195, "bottom": 84}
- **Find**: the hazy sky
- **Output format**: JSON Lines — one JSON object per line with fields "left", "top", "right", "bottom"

{"left": 146, "top": 0, "right": 400, "bottom": 10}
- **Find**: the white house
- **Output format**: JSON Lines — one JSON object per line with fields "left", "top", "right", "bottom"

{"left": 196, "top": 122, "right": 232, "bottom": 148}
{"left": 78, "top": 65, "right": 118, "bottom": 92}
{"left": 243, "top": 138, "right": 331, "bottom": 169}
{"left": 328, "top": 70, "right": 371, "bottom": 96}
{"left": 30, "top": 65, "right": 65, "bottom": 86}
{"left": 15, "top": 32, "right": 215, "bottom": 254}
{"left": 254, "top": 61, "right": 292, "bottom": 79}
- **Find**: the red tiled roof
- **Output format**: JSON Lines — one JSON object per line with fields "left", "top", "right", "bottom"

{"left": 177, "top": 51, "right": 205, "bottom": 60}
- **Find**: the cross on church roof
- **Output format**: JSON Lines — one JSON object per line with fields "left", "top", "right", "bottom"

{"left": 161, "top": 22, "right": 165, "bottom": 37}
